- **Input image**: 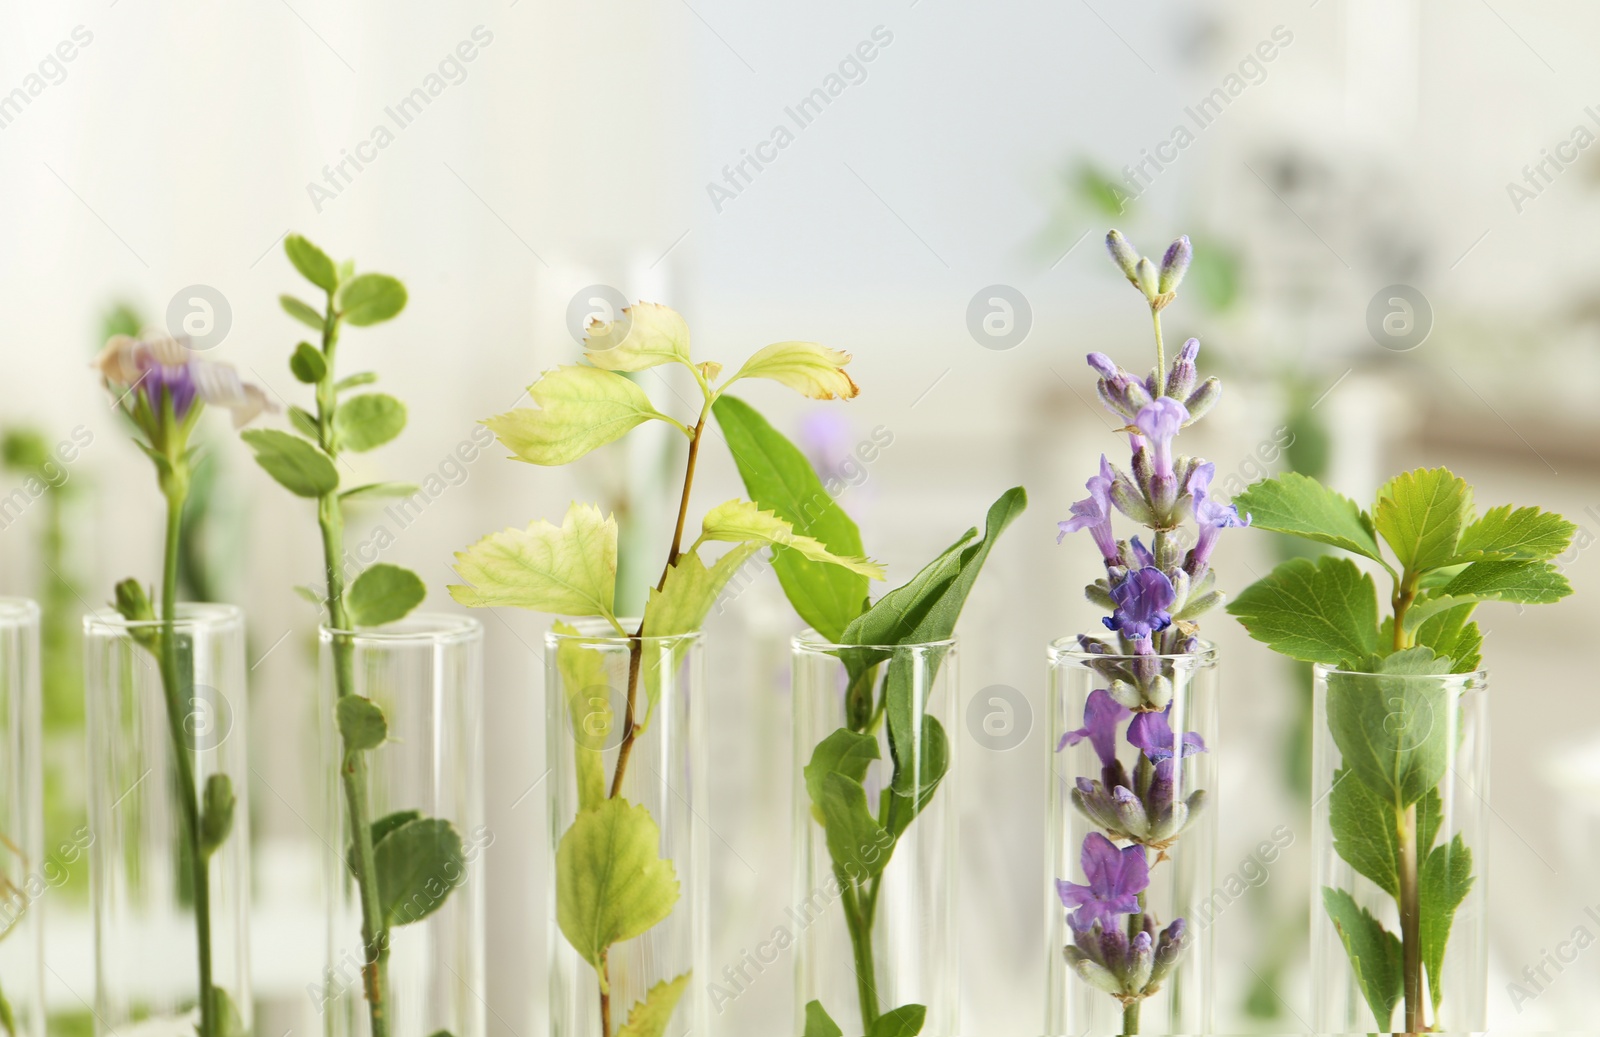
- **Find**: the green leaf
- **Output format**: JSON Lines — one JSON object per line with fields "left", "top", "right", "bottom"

{"left": 209, "top": 986, "right": 248, "bottom": 1037}
{"left": 339, "top": 273, "right": 408, "bottom": 326}
{"left": 336, "top": 695, "right": 388, "bottom": 752}
{"left": 1322, "top": 887, "right": 1402, "bottom": 1031}
{"left": 556, "top": 798, "right": 680, "bottom": 984}
{"left": 1454, "top": 503, "right": 1576, "bottom": 562}
{"left": 347, "top": 563, "right": 426, "bottom": 627}
{"left": 884, "top": 712, "right": 949, "bottom": 840}
{"left": 712, "top": 394, "right": 870, "bottom": 642}
{"left": 1416, "top": 786, "right": 1444, "bottom": 856}
{"left": 341, "top": 481, "right": 421, "bottom": 503}
{"left": 1234, "top": 473, "right": 1388, "bottom": 565}
{"left": 1325, "top": 668, "right": 1451, "bottom": 807}
{"left": 552, "top": 622, "right": 611, "bottom": 812}
{"left": 280, "top": 294, "right": 325, "bottom": 331}
{"left": 285, "top": 233, "right": 338, "bottom": 292}
{"left": 1420, "top": 834, "right": 1474, "bottom": 1013}
{"left": 818, "top": 770, "right": 891, "bottom": 881}
{"left": 1413, "top": 603, "right": 1484, "bottom": 674}
{"left": 485, "top": 366, "right": 675, "bottom": 467}
{"left": 450, "top": 503, "right": 619, "bottom": 623}
{"left": 869, "top": 1005, "right": 927, "bottom": 1037}
{"left": 375, "top": 817, "right": 467, "bottom": 927}
{"left": 803, "top": 1001, "right": 843, "bottom": 1037}
{"left": 0, "top": 979, "right": 13, "bottom": 1037}
{"left": 371, "top": 809, "right": 423, "bottom": 847}
{"left": 1374, "top": 467, "right": 1472, "bottom": 573}
{"left": 337, "top": 371, "right": 379, "bottom": 392}
{"left": 336, "top": 393, "right": 408, "bottom": 453}
{"left": 615, "top": 973, "right": 691, "bottom": 1037}
{"left": 724, "top": 341, "right": 860, "bottom": 400}
{"left": 804, "top": 728, "right": 880, "bottom": 825}
{"left": 1437, "top": 560, "right": 1570, "bottom": 604}
{"left": 200, "top": 774, "right": 235, "bottom": 856}
{"left": 291, "top": 341, "right": 327, "bottom": 383}
{"left": 288, "top": 405, "right": 321, "bottom": 442}
{"left": 640, "top": 544, "right": 763, "bottom": 639}
{"left": 583, "top": 301, "right": 691, "bottom": 373}
{"left": 1327, "top": 768, "right": 1399, "bottom": 897}
{"left": 1377, "top": 646, "right": 1455, "bottom": 675}
{"left": 698, "top": 499, "right": 884, "bottom": 579}
{"left": 241, "top": 428, "right": 339, "bottom": 498}
{"left": 1226, "top": 556, "right": 1381, "bottom": 667}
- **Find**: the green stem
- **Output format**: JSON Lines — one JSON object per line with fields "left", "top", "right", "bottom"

{"left": 841, "top": 880, "right": 881, "bottom": 1030}
{"left": 1122, "top": 998, "right": 1141, "bottom": 1035}
{"left": 1150, "top": 309, "right": 1165, "bottom": 394}
{"left": 158, "top": 486, "right": 214, "bottom": 1037}
{"left": 317, "top": 307, "right": 391, "bottom": 1037}
{"left": 1397, "top": 802, "right": 1423, "bottom": 1033}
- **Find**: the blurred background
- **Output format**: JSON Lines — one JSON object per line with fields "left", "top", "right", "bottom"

{"left": 1, "top": 0, "right": 1598, "bottom": 1031}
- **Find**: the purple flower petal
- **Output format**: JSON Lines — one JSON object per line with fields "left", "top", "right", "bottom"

{"left": 1059, "top": 689, "right": 1130, "bottom": 766}
{"left": 1103, "top": 566, "right": 1175, "bottom": 641}
{"left": 1127, "top": 706, "right": 1209, "bottom": 762}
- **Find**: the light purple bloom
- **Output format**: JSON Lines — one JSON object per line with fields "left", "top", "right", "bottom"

{"left": 1056, "top": 832, "right": 1148, "bottom": 933}
{"left": 95, "top": 335, "right": 273, "bottom": 430}
{"left": 1058, "top": 455, "right": 1118, "bottom": 561}
{"left": 1127, "top": 706, "right": 1208, "bottom": 763}
{"left": 1186, "top": 462, "right": 1250, "bottom": 571}
{"left": 1128, "top": 536, "right": 1156, "bottom": 569}
{"left": 1132, "top": 398, "right": 1188, "bottom": 482}
{"left": 1103, "top": 566, "right": 1175, "bottom": 641}
{"left": 1058, "top": 688, "right": 1131, "bottom": 764}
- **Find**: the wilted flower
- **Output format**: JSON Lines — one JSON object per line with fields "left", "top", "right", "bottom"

{"left": 95, "top": 335, "right": 273, "bottom": 433}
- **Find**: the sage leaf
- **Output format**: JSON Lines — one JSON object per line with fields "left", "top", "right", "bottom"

{"left": 1325, "top": 669, "right": 1450, "bottom": 806}
{"left": 869, "top": 1005, "right": 927, "bottom": 1037}
{"left": 584, "top": 302, "right": 691, "bottom": 373}
{"left": 884, "top": 712, "right": 949, "bottom": 840}
{"left": 1321, "top": 886, "right": 1402, "bottom": 1031}
{"left": 336, "top": 695, "right": 387, "bottom": 752}
{"left": 280, "top": 294, "right": 325, "bottom": 331}
{"left": 713, "top": 394, "right": 869, "bottom": 641}
{"left": 698, "top": 499, "right": 884, "bottom": 579}
{"left": 241, "top": 429, "right": 339, "bottom": 498}
{"left": 803, "top": 1001, "right": 843, "bottom": 1037}
{"left": 375, "top": 817, "right": 466, "bottom": 926}
{"left": 450, "top": 503, "right": 618, "bottom": 622}
{"left": 556, "top": 798, "right": 680, "bottom": 984}
{"left": 804, "top": 728, "right": 879, "bottom": 826}
{"left": 339, "top": 273, "right": 408, "bottom": 326}
{"left": 290, "top": 341, "right": 327, "bottom": 383}
{"left": 336, "top": 392, "right": 407, "bottom": 453}
{"left": 347, "top": 563, "right": 426, "bottom": 627}
{"left": 724, "top": 341, "right": 860, "bottom": 400}
{"left": 285, "top": 233, "right": 338, "bottom": 292}
{"left": 1374, "top": 467, "right": 1472, "bottom": 573}
{"left": 1226, "top": 556, "right": 1380, "bottom": 667}
{"left": 1234, "top": 473, "right": 1387, "bottom": 566}
{"left": 615, "top": 973, "right": 691, "bottom": 1037}
{"left": 1419, "top": 834, "right": 1474, "bottom": 1013}
{"left": 485, "top": 365, "right": 675, "bottom": 467}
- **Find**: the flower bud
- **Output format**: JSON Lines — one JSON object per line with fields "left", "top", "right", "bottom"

{"left": 1158, "top": 236, "right": 1192, "bottom": 295}
{"left": 1105, "top": 230, "right": 1141, "bottom": 284}
{"left": 1069, "top": 952, "right": 1127, "bottom": 997}
{"left": 1113, "top": 785, "right": 1151, "bottom": 836}
{"left": 113, "top": 578, "right": 155, "bottom": 625}
{"left": 1184, "top": 377, "right": 1221, "bottom": 423}
{"left": 1165, "top": 338, "right": 1199, "bottom": 399}
{"left": 1128, "top": 930, "right": 1155, "bottom": 993}
{"left": 1134, "top": 257, "right": 1159, "bottom": 301}
{"left": 1109, "top": 478, "right": 1156, "bottom": 526}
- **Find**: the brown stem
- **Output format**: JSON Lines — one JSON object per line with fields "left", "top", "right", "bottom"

{"left": 1398, "top": 802, "right": 1423, "bottom": 1033}
{"left": 599, "top": 950, "right": 612, "bottom": 1037}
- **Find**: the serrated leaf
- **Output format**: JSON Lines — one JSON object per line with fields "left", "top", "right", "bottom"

{"left": 556, "top": 798, "right": 680, "bottom": 983}
{"left": 1322, "top": 887, "right": 1402, "bottom": 1030}
{"left": 1374, "top": 467, "right": 1472, "bottom": 573}
{"left": 1420, "top": 834, "right": 1474, "bottom": 1013}
{"left": 615, "top": 973, "right": 691, "bottom": 1037}
{"left": 803, "top": 1001, "right": 843, "bottom": 1037}
{"left": 553, "top": 621, "right": 611, "bottom": 812}
{"left": 291, "top": 341, "right": 327, "bottom": 383}
{"left": 1454, "top": 504, "right": 1576, "bottom": 562}
{"left": 640, "top": 543, "right": 763, "bottom": 639}
{"left": 336, "top": 393, "right": 407, "bottom": 453}
{"left": 280, "top": 294, "right": 325, "bottom": 331}
{"left": 1227, "top": 556, "right": 1380, "bottom": 667}
{"left": 375, "top": 817, "right": 466, "bottom": 927}
{"left": 1234, "top": 474, "right": 1388, "bottom": 565}
{"left": 1377, "top": 646, "right": 1454, "bottom": 675}
{"left": 1413, "top": 603, "right": 1484, "bottom": 674}
{"left": 241, "top": 428, "right": 339, "bottom": 498}
{"left": 1438, "top": 560, "right": 1570, "bottom": 604}
{"left": 336, "top": 694, "right": 388, "bottom": 752}
{"left": 1325, "top": 669, "right": 1451, "bottom": 807}
{"left": 1328, "top": 768, "right": 1399, "bottom": 897}
{"left": 584, "top": 301, "right": 691, "bottom": 373}
{"left": 341, "top": 481, "right": 421, "bottom": 503}
{"left": 285, "top": 234, "right": 338, "bottom": 292}
{"left": 339, "top": 273, "right": 408, "bottom": 326}
{"left": 713, "top": 394, "right": 869, "bottom": 642}
{"left": 698, "top": 499, "right": 884, "bottom": 579}
{"left": 347, "top": 563, "right": 426, "bottom": 627}
{"left": 450, "top": 503, "right": 618, "bottom": 622}
{"left": 869, "top": 1005, "right": 927, "bottom": 1037}
{"left": 485, "top": 366, "right": 674, "bottom": 467}
{"left": 725, "top": 341, "right": 860, "bottom": 400}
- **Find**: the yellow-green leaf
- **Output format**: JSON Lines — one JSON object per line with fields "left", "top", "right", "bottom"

{"left": 1374, "top": 467, "right": 1472, "bottom": 573}
{"left": 725, "top": 341, "right": 860, "bottom": 400}
{"left": 615, "top": 973, "right": 691, "bottom": 1037}
{"left": 553, "top": 621, "right": 610, "bottom": 812}
{"left": 584, "top": 302, "right": 691, "bottom": 373}
{"left": 641, "top": 544, "right": 763, "bottom": 639}
{"left": 556, "top": 798, "right": 680, "bottom": 985}
{"left": 450, "top": 502, "right": 618, "bottom": 623}
{"left": 697, "top": 499, "right": 884, "bottom": 580}
{"left": 485, "top": 366, "right": 676, "bottom": 467}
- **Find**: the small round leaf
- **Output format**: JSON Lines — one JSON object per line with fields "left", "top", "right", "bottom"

{"left": 339, "top": 273, "right": 408, "bottom": 327}
{"left": 335, "top": 393, "right": 407, "bottom": 453}
{"left": 337, "top": 695, "right": 388, "bottom": 753}
{"left": 347, "top": 563, "right": 426, "bottom": 627}
{"left": 290, "top": 342, "right": 327, "bottom": 384}
{"left": 285, "top": 234, "right": 338, "bottom": 292}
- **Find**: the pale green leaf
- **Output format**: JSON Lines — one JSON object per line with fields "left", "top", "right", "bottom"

{"left": 341, "top": 481, "right": 421, "bottom": 503}
{"left": 1403, "top": 561, "right": 1573, "bottom": 633}
{"left": 280, "top": 294, "right": 325, "bottom": 331}
{"left": 450, "top": 503, "right": 618, "bottom": 623}
{"left": 724, "top": 341, "right": 860, "bottom": 400}
{"left": 553, "top": 621, "right": 611, "bottom": 812}
{"left": 375, "top": 817, "right": 466, "bottom": 927}
{"left": 241, "top": 429, "right": 339, "bottom": 498}
{"left": 697, "top": 499, "right": 884, "bottom": 579}
{"left": 640, "top": 543, "right": 763, "bottom": 639}
{"left": 1227, "top": 556, "right": 1380, "bottom": 667}
{"left": 615, "top": 973, "right": 691, "bottom": 1037}
{"left": 485, "top": 366, "right": 676, "bottom": 467}
{"left": 1374, "top": 467, "right": 1472, "bottom": 573}
{"left": 1234, "top": 473, "right": 1387, "bottom": 566}
{"left": 1325, "top": 669, "right": 1451, "bottom": 806}
{"left": 1454, "top": 503, "right": 1576, "bottom": 562}
{"left": 869, "top": 1005, "right": 927, "bottom": 1037}
{"left": 584, "top": 301, "right": 691, "bottom": 373}
{"left": 803, "top": 1002, "right": 843, "bottom": 1037}
{"left": 336, "top": 695, "right": 388, "bottom": 752}
{"left": 556, "top": 798, "right": 680, "bottom": 983}
{"left": 339, "top": 273, "right": 408, "bottom": 326}
{"left": 347, "top": 563, "right": 426, "bottom": 627}
{"left": 336, "top": 393, "right": 407, "bottom": 453}
{"left": 285, "top": 234, "right": 338, "bottom": 292}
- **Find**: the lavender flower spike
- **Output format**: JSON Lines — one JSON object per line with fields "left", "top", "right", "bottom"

{"left": 1058, "top": 688, "right": 1131, "bottom": 764}
{"left": 1104, "top": 566, "right": 1175, "bottom": 642}
{"left": 1127, "top": 706, "right": 1208, "bottom": 763}
{"left": 1058, "top": 455, "right": 1119, "bottom": 561}
{"left": 1057, "top": 832, "right": 1148, "bottom": 933}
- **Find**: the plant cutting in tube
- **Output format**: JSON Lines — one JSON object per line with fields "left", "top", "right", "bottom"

{"left": 449, "top": 303, "right": 880, "bottom": 1037}
{"left": 1228, "top": 467, "right": 1575, "bottom": 1032}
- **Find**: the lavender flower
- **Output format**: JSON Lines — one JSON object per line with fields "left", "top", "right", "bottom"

{"left": 1185, "top": 462, "right": 1250, "bottom": 575}
{"left": 95, "top": 335, "right": 273, "bottom": 433}
{"left": 1058, "top": 455, "right": 1118, "bottom": 562}
{"left": 1058, "top": 688, "right": 1130, "bottom": 764}
{"left": 1158, "top": 237, "right": 1191, "bottom": 296}
{"left": 1056, "top": 832, "right": 1147, "bottom": 933}
{"left": 1127, "top": 707, "right": 1208, "bottom": 763}
{"left": 1065, "top": 909, "right": 1190, "bottom": 1002}
{"left": 1103, "top": 567, "right": 1175, "bottom": 643}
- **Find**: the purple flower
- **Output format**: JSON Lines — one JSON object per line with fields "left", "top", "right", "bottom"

{"left": 1087, "top": 353, "right": 1153, "bottom": 422}
{"left": 1127, "top": 706, "right": 1208, "bottom": 763}
{"left": 1186, "top": 462, "right": 1250, "bottom": 572}
{"left": 1103, "top": 566, "right": 1175, "bottom": 641}
{"left": 1058, "top": 688, "right": 1130, "bottom": 765}
{"left": 95, "top": 335, "right": 273, "bottom": 430}
{"left": 1132, "top": 398, "right": 1188, "bottom": 482}
{"left": 1056, "top": 832, "right": 1148, "bottom": 933}
{"left": 1165, "top": 338, "right": 1199, "bottom": 399}
{"left": 1058, "top": 455, "right": 1118, "bottom": 561}
{"left": 1158, "top": 236, "right": 1191, "bottom": 295}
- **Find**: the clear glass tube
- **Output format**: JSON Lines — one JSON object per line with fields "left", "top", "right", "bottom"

{"left": 0, "top": 599, "right": 44, "bottom": 1037}
{"left": 1311, "top": 664, "right": 1488, "bottom": 1033}
{"left": 545, "top": 620, "right": 707, "bottom": 1037}
{"left": 84, "top": 603, "right": 251, "bottom": 1035}
{"left": 791, "top": 633, "right": 959, "bottom": 1035}
{"left": 317, "top": 614, "right": 486, "bottom": 1037}
{"left": 1046, "top": 640, "right": 1217, "bottom": 1036}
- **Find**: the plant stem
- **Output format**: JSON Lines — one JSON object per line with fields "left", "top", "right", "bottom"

{"left": 1150, "top": 309, "right": 1165, "bottom": 393}
{"left": 599, "top": 952, "right": 611, "bottom": 1036}
{"left": 1397, "top": 802, "right": 1423, "bottom": 1034}
{"left": 158, "top": 487, "right": 215, "bottom": 1037}
{"left": 1122, "top": 998, "right": 1141, "bottom": 1035}
{"left": 841, "top": 881, "right": 881, "bottom": 1030}
{"left": 317, "top": 309, "right": 391, "bottom": 1037}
